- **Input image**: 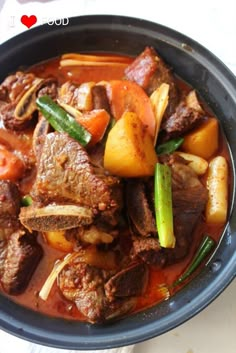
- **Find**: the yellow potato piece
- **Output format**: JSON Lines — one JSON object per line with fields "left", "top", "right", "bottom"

{"left": 104, "top": 111, "right": 158, "bottom": 177}
{"left": 206, "top": 156, "right": 228, "bottom": 224}
{"left": 44, "top": 231, "right": 73, "bottom": 252}
{"left": 182, "top": 118, "right": 219, "bottom": 159}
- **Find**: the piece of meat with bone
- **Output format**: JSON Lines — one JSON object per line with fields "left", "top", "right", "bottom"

{"left": 129, "top": 154, "right": 208, "bottom": 267}
{"left": 1, "top": 229, "right": 43, "bottom": 295}
{"left": 124, "top": 46, "right": 179, "bottom": 117}
{"left": 58, "top": 258, "right": 143, "bottom": 323}
{"left": 32, "top": 132, "right": 122, "bottom": 219}
{"left": 20, "top": 204, "right": 93, "bottom": 232}
{"left": 0, "top": 72, "right": 57, "bottom": 131}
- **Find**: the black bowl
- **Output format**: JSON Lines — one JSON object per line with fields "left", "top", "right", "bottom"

{"left": 0, "top": 15, "right": 235, "bottom": 350}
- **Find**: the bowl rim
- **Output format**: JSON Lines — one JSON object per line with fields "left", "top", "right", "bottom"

{"left": 0, "top": 14, "right": 236, "bottom": 350}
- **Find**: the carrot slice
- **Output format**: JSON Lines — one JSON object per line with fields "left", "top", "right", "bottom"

{"left": 0, "top": 145, "right": 25, "bottom": 181}
{"left": 75, "top": 109, "right": 110, "bottom": 146}
{"left": 106, "top": 80, "right": 156, "bottom": 137}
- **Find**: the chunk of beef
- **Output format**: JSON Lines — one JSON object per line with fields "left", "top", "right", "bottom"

{"left": 58, "top": 260, "right": 136, "bottom": 323}
{"left": 0, "top": 180, "right": 21, "bottom": 223}
{"left": 0, "top": 180, "right": 22, "bottom": 275}
{"left": 1, "top": 230, "right": 43, "bottom": 295}
{"left": 126, "top": 179, "right": 156, "bottom": 237}
{"left": 37, "top": 78, "right": 58, "bottom": 100}
{"left": 58, "top": 81, "right": 78, "bottom": 107}
{"left": 0, "top": 71, "right": 35, "bottom": 102}
{"left": 32, "top": 116, "right": 51, "bottom": 160}
{"left": 0, "top": 72, "right": 58, "bottom": 131}
{"left": 105, "top": 262, "right": 148, "bottom": 300}
{"left": 91, "top": 85, "right": 111, "bottom": 114}
{"left": 0, "top": 239, "right": 7, "bottom": 277}
{"left": 161, "top": 102, "right": 204, "bottom": 139}
{"left": 131, "top": 236, "right": 166, "bottom": 267}
{"left": 58, "top": 81, "right": 96, "bottom": 111}
{"left": 32, "top": 132, "right": 122, "bottom": 221}
{"left": 125, "top": 46, "right": 179, "bottom": 116}
{"left": 0, "top": 180, "right": 21, "bottom": 236}
{"left": 130, "top": 157, "right": 208, "bottom": 267}
{"left": 20, "top": 204, "right": 93, "bottom": 232}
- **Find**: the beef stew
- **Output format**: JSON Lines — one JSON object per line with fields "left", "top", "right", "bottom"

{"left": 0, "top": 47, "right": 230, "bottom": 324}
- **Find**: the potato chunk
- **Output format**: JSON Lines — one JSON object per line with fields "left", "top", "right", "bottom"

{"left": 104, "top": 112, "right": 158, "bottom": 177}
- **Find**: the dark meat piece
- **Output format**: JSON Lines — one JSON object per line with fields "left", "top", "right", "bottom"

{"left": 91, "top": 85, "right": 111, "bottom": 114}
{"left": 20, "top": 204, "right": 93, "bottom": 232}
{"left": 165, "top": 158, "right": 208, "bottom": 263}
{"left": 58, "top": 260, "right": 135, "bottom": 323}
{"left": 161, "top": 102, "right": 204, "bottom": 139}
{"left": 124, "top": 46, "right": 179, "bottom": 116}
{"left": 58, "top": 81, "right": 78, "bottom": 107}
{"left": 126, "top": 179, "right": 156, "bottom": 237}
{"left": 32, "top": 132, "right": 122, "bottom": 222}
{"left": 131, "top": 157, "right": 208, "bottom": 267}
{"left": 1, "top": 230, "right": 43, "bottom": 295}
{"left": 0, "top": 71, "right": 35, "bottom": 102}
{"left": 37, "top": 78, "right": 58, "bottom": 100}
{"left": 0, "top": 86, "right": 7, "bottom": 101}
{"left": 131, "top": 236, "right": 166, "bottom": 267}
{"left": 32, "top": 116, "right": 51, "bottom": 160}
{"left": 0, "top": 180, "right": 21, "bottom": 222}
{"left": 0, "top": 72, "right": 58, "bottom": 131}
{"left": 0, "top": 180, "right": 21, "bottom": 234}
{"left": 0, "top": 180, "right": 22, "bottom": 275}
{"left": 0, "top": 239, "right": 7, "bottom": 277}
{"left": 105, "top": 262, "right": 148, "bottom": 300}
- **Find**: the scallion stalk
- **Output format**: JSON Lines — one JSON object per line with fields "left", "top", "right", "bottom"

{"left": 154, "top": 163, "right": 176, "bottom": 248}
{"left": 173, "top": 234, "right": 215, "bottom": 286}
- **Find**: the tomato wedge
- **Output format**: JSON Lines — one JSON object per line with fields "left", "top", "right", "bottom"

{"left": 0, "top": 145, "right": 25, "bottom": 181}
{"left": 75, "top": 109, "right": 110, "bottom": 146}
{"left": 106, "top": 80, "right": 156, "bottom": 137}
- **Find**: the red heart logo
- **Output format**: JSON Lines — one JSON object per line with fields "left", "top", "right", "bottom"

{"left": 21, "top": 15, "right": 37, "bottom": 29}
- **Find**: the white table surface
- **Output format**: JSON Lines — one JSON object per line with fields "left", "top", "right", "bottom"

{"left": 0, "top": 1, "right": 235, "bottom": 352}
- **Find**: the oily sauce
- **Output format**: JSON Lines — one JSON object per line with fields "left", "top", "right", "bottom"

{"left": 0, "top": 55, "right": 231, "bottom": 321}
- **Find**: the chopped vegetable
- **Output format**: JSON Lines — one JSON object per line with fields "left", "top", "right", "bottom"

{"left": 185, "top": 90, "right": 203, "bottom": 113}
{"left": 44, "top": 230, "right": 73, "bottom": 252}
{"left": 173, "top": 235, "right": 215, "bottom": 286}
{"left": 106, "top": 80, "right": 156, "bottom": 137}
{"left": 154, "top": 163, "right": 175, "bottom": 248}
{"left": 150, "top": 83, "right": 169, "bottom": 145}
{"left": 75, "top": 109, "right": 110, "bottom": 146}
{"left": 176, "top": 152, "right": 208, "bottom": 175}
{"left": 104, "top": 111, "right": 158, "bottom": 177}
{"left": 39, "top": 252, "right": 80, "bottom": 301}
{"left": 21, "top": 195, "right": 33, "bottom": 207}
{"left": 0, "top": 145, "right": 25, "bottom": 181}
{"left": 36, "top": 95, "right": 91, "bottom": 147}
{"left": 60, "top": 53, "right": 133, "bottom": 67}
{"left": 60, "top": 104, "right": 110, "bottom": 146}
{"left": 156, "top": 137, "right": 184, "bottom": 155}
{"left": 206, "top": 156, "right": 228, "bottom": 224}
{"left": 182, "top": 118, "right": 219, "bottom": 159}
{"left": 73, "top": 82, "right": 95, "bottom": 111}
